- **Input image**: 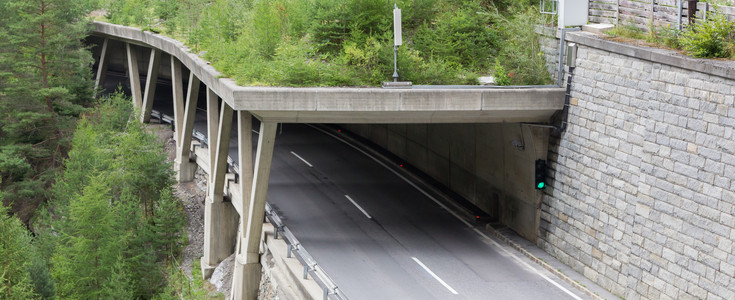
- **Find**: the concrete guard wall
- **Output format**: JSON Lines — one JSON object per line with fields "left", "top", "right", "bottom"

{"left": 541, "top": 31, "right": 735, "bottom": 299}
{"left": 342, "top": 123, "right": 549, "bottom": 242}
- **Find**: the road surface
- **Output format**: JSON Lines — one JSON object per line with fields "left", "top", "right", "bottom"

{"left": 107, "top": 74, "right": 587, "bottom": 300}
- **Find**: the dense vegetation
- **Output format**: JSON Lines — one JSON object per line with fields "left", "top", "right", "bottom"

{"left": 1, "top": 0, "right": 190, "bottom": 298}
{"left": 103, "top": 0, "right": 552, "bottom": 86}
{"left": 0, "top": 0, "right": 95, "bottom": 224}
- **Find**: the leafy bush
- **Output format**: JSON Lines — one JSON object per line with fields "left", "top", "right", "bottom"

{"left": 493, "top": 59, "right": 511, "bottom": 86}
{"left": 680, "top": 8, "right": 735, "bottom": 58}
{"left": 413, "top": 2, "right": 499, "bottom": 70}
{"left": 647, "top": 24, "right": 681, "bottom": 49}
{"left": 493, "top": 7, "right": 552, "bottom": 85}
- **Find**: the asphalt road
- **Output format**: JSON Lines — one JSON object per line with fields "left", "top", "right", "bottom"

{"left": 108, "top": 75, "right": 587, "bottom": 300}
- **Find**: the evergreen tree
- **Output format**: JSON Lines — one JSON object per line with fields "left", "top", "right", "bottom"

{"left": 51, "top": 175, "right": 130, "bottom": 299}
{"left": 0, "top": 0, "right": 95, "bottom": 223}
{"left": 0, "top": 199, "right": 39, "bottom": 299}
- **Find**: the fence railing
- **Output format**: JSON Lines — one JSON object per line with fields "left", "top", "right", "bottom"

{"left": 265, "top": 203, "right": 350, "bottom": 300}
{"left": 588, "top": 0, "right": 735, "bottom": 30}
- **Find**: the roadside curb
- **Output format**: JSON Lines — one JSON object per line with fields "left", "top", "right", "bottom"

{"left": 482, "top": 225, "right": 606, "bottom": 300}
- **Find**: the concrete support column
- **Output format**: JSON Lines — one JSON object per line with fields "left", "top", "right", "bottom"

{"left": 170, "top": 57, "right": 185, "bottom": 144}
{"left": 233, "top": 121, "right": 278, "bottom": 300}
{"left": 125, "top": 43, "right": 142, "bottom": 108}
{"left": 94, "top": 38, "right": 109, "bottom": 91}
{"left": 141, "top": 48, "right": 161, "bottom": 123}
{"left": 231, "top": 112, "right": 253, "bottom": 300}
{"left": 201, "top": 102, "right": 238, "bottom": 279}
{"left": 206, "top": 88, "right": 220, "bottom": 175}
{"left": 175, "top": 73, "right": 200, "bottom": 182}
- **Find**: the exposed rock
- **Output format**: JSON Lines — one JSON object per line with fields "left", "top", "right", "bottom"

{"left": 210, "top": 253, "right": 236, "bottom": 297}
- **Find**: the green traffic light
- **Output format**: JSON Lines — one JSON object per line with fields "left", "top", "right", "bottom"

{"left": 537, "top": 182, "right": 545, "bottom": 189}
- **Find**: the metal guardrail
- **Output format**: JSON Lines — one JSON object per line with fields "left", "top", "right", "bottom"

{"left": 265, "top": 203, "right": 349, "bottom": 300}
{"left": 150, "top": 110, "right": 349, "bottom": 300}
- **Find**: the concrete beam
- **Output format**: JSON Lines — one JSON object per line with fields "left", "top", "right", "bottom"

{"left": 202, "top": 101, "right": 237, "bottom": 279}
{"left": 207, "top": 88, "right": 220, "bottom": 176}
{"left": 231, "top": 111, "right": 253, "bottom": 300}
{"left": 170, "top": 57, "right": 185, "bottom": 143}
{"left": 92, "top": 22, "right": 566, "bottom": 125}
{"left": 201, "top": 200, "right": 238, "bottom": 279}
{"left": 141, "top": 48, "right": 161, "bottom": 123}
{"left": 236, "top": 122, "right": 278, "bottom": 299}
{"left": 210, "top": 101, "right": 233, "bottom": 198}
{"left": 94, "top": 38, "right": 109, "bottom": 91}
{"left": 125, "top": 43, "right": 142, "bottom": 108}
{"left": 175, "top": 73, "right": 200, "bottom": 182}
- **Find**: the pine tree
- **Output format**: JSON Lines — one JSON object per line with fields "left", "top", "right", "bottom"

{"left": 51, "top": 175, "right": 129, "bottom": 299}
{"left": 0, "top": 200, "right": 39, "bottom": 299}
{"left": 0, "top": 0, "right": 96, "bottom": 223}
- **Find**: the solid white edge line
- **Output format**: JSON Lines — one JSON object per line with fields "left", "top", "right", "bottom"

{"left": 309, "top": 125, "right": 584, "bottom": 300}
{"left": 290, "top": 151, "right": 313, "bottom": 167}
{"left": 411, "top": 257, "right": 459, "bottom": 295}
{"left": 344, "top": 195, "right": 372, "bottom": 219}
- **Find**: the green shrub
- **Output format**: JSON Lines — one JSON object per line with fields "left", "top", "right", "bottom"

{"left": 493, "top": 59, "right": 511, "bottom": 86}
{"left": 104, "top": 0, "right": 552, "bottom": 86}
{"left": 680, "top": 8, "right": 735, "bottom": 58}
{"left": 647, "top": 24, "right": 681, "bottom": 49}
{"left": 413, "top": 2, "right": 499, "bottom": 70}
{"left": 494, "top": 7, "right": 552, "bottom": 85}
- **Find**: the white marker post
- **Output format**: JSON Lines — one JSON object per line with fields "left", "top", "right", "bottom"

{"left": 393, "top": 4, "right": 402, "bottom": 82}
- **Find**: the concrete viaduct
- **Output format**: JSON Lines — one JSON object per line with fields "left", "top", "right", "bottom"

{"left": 90, "top": 21, "right": 566, "bottom": 299}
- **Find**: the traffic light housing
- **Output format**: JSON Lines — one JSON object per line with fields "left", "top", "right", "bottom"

{"left": 535, "top": 159, "right": 547, "bottom": 190}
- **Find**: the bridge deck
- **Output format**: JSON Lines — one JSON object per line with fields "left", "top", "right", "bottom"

{"left": 92, "top": 22, "right": 564, "bottom": 124}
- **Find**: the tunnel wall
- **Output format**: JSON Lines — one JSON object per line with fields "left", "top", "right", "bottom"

{"left": 541, "top": 31, "right": 735, "bottom": 299}
{"left": 341, "top": 123, "right": 549, "bottom": 242}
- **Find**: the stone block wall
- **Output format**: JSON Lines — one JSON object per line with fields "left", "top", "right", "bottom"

{"left": 538, "top": 26, "right": 562, "bottom": 83}
{"left": 540, "top": 31, "right": 735, "bottom": 300}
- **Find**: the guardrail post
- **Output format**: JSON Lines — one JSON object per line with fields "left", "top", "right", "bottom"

{"left": 303, "top": 265, "right": 309, "bottom": 279}
{"left": 287, "top": 245, "right": 293, "bottom": 258}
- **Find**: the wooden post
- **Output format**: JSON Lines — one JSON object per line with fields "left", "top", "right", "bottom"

{"left": 650, "top": 0, "right": 656, "bottom": 30}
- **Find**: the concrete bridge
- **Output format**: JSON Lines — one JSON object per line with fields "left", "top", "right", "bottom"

{"left": 90, "top": 21, "right": 567, "bottom": 299}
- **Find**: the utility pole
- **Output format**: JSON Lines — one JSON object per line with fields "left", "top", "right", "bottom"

{"left": 393, "top": 3, "right": 401, "bottom": 82}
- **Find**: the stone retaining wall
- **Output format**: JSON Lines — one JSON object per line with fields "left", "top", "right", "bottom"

{"left": 540, "top": 31, "right": 735, "bottom": 300}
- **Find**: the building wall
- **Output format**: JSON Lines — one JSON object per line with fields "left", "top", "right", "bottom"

{"left": 540, "top": 31, "right": 735, "bottom": 299}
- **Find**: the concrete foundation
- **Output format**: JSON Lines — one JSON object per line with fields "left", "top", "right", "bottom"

{"left": 202, "top": 197, "right": 239, "bottom": 278}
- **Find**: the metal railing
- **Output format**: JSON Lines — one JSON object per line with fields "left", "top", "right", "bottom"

{"left": 265, "top": 203, "right": 349, "bottom": 300}
{"left": 150, "top": 109, "right": 349, "bottom": 300}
